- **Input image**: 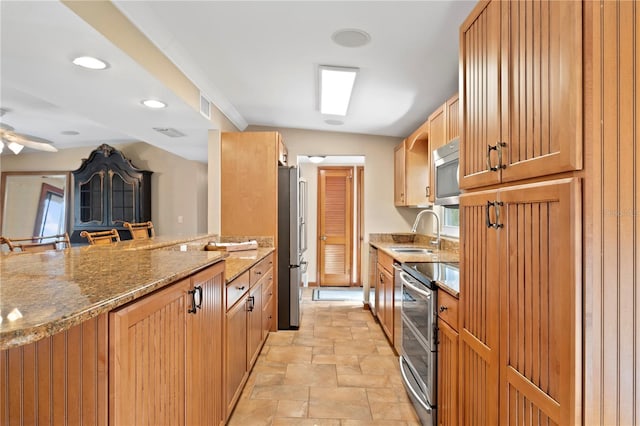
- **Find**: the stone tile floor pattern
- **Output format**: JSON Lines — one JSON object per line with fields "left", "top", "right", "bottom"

{"left": 228, "top": 287, "right": 421, "bottom": 425}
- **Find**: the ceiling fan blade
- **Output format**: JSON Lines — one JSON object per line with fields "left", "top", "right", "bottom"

{"left": 0, "top": 129, "right": 58, "bottom": 152}
{"left": 0, "top": 123, "right": 15, "bottom": 132}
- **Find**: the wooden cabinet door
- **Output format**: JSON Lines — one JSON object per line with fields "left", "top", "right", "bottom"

{"left": 437, "top": 319, "right": 459, "bottom": 426}
{"left": 394, "top": 141, "right": 406, "bottom": 206}
{"left": 445, "top": 94, "right": 460, "bottom": 143}
{"left": 459, "top": 1, "right": 502, "bottom": 190}
{"left": 247, "top": 282, "right": 263, "bottom": 369}
{"left": 186, "top": 263, "right": 224, "bottom": 426}
{"left": 429, "top": 103, "right": 448, "bottom": 203}
{"left": 225, "top": 294, "right": 248, "bottom": 416}
{"left": 499, "top": 0, "right": 582, "bottom": 183}
{"left": 110, "top": 279, "right": 190, "bottom": 426}
{"left": 498, "top": 178, "right": 581, "bottom": 425}
{"left": 379, "top": 265, "right": 394, "bottom": 342}
{"left": 459, "top": 188, "right": 500, "bottom": 425}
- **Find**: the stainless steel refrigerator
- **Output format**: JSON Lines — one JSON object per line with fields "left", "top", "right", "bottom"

{"left": 277, "top": 166, "right": 307, "bottom": 329}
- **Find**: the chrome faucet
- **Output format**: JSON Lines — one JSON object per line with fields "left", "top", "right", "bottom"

{"left": 411, "top": 209, "right": 440, "bottom": 250}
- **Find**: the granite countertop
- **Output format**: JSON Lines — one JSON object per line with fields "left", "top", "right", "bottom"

{"left": 369, "top": 240, "right": 459, "bottom": 264}
{"left": 224, "top": 248, "right": 275, "bottom": 282}
{"left": 0, "top": 240, "right": 226, "bottom": 350}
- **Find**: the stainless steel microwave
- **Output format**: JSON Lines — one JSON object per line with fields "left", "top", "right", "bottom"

{"left": 433, "top": 138, "right": 460, "bottom": 206}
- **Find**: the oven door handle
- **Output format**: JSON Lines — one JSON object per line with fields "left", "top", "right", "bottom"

{"left": 399, "top": 272, "right": 432, "bottom": 298}
{"left": 399, "top": 356, "right": 433, "bottom": 414}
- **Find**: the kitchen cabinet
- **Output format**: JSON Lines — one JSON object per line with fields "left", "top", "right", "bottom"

{"left": 109, "top": 262, "right": 224, "bottom": 426}
{"left": 224, "top": 253, "right": 274, "bottom": 420}
{"left": 437, "top": 290, "right": 459, "bottom": 426}
{"left": 394, "top": 118, "right": 431, "bottom": 207}
{"left": 459, "top": 0, "right": 582, "bottom": 190}
{"left": 368, "top": 245, "right": 378, "bottom": 316}
{"left": 428, "top": 94, "right": 459, "bottom": 205}
{"left": 459, "top": 178, "right": 581, "bottom": 425}
{"left": 221, "top": 131, "right": 282, "bottom": 331}
{"left": 393, "top": 141, "right": 406, "bottom": 205}
{"left": 377, "top": 251, "right": 394, "bottom": 344}
{"left": 71, "top": 144, "right": 152, "bottom": 243}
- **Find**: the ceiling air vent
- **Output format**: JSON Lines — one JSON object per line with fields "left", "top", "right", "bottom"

{"left": 153, "top": 127, "right": 186, "bottom": 138}
{"left": 199, "top": 92, "right": 211, "bottom": 120}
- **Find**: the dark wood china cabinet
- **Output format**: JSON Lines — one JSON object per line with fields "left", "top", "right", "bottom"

{"left": 71, "top": 144, "right": 152, "bottom": 243}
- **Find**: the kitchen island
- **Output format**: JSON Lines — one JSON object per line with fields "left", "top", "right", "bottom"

{"left": 0, "top": 235, "right": 275, "bottom": 425}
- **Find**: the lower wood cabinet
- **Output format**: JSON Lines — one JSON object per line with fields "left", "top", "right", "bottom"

{"left": 110, "top": 262, "right": 225, "bottom": 426}
{"left": 225, "top": 253, "right": 274, "bottom": 421}
{"left": 377, "top": 251, "right": 395, "bottom": 345}
{"left": 437, "top": 290, "right": 459, "bottom": 426}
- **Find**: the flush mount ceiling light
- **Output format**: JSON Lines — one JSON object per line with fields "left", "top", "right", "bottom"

{"left": 319, "top": 65, "right": 358, "bottom": 116}
{"left": 141, "top": 99, "right": 167, "bottom": 109}
{"left": 72, "top": 56, "right": 108, "bottom": 70}
{"left": 331, "top": 29, "right": 371, "bottom": 48}
{"left": 308, "top": 155, "right": 326, "bottom": 164}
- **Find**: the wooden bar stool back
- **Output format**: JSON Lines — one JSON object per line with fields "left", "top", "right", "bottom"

{"left": 0, "top": 233, "right": 71, "bottom": 252}
{"left": 80, "top": 229, "right": 121, "bottom": 245}
{"left": 123, "top": 221, "right": 155, "bottom": 240}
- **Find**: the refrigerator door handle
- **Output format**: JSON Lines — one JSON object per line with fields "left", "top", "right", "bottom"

{"left": 290, "top": 264, "right": 300, "bottom": 269}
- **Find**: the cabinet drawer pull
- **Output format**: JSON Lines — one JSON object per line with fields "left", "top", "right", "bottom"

{"left": 255, "top": 271, "right": 262, "bottom": 275}
{"left": 439, "top": 305, "right": 448, "bottom": 312}
{"left": 236, "top": 286, "right": 246, "bottom": 291}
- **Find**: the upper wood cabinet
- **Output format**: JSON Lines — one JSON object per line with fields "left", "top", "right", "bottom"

{"left": 395, "top": 119, "right": 431, "bottom": 207}
{"left": 71, "top": 144, "right": 152, "bottom": 242}
{"left": 459, "top": 178, "right": 581, "bottom": 425}
{"left": 459, "top": 0, "right": 582, "bottom": 190}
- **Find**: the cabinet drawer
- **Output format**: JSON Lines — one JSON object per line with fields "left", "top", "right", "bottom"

{"left": 251, "top": 253, "right": 274, "bottom": 285}
{"left": 262, "top": 273, "right": 274, "bottom": 305}
{"left": 227, "top": 270, "right": 250, "bottom": 310}
{"left": 437, "top": 290, "right": 458, "bottom": 331}
{"left": 262, "top": 296, "right": 274, "bottom": 339}
{"left": 378, "top": 250, "right": 394, "bottom": 273}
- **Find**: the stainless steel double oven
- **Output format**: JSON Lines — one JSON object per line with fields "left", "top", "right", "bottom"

{"left": 396, "top": 263, "right": 438, "bottom": 426}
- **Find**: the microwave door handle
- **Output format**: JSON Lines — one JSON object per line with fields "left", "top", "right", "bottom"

{"left": 399, "top": 272, "right": 432, "bottom": 298}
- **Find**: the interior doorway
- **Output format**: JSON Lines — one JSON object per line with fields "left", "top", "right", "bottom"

{"left": 297, "top": 156, "right": 364, "bottom": 288}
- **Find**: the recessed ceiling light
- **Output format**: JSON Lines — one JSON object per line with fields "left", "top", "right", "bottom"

{"left": 61, "top": 130, "right": 80, "bottom": 136}
{"left": 331, "top": 29, "right": 371, "bottom": 48}
{"left": 141, "top": 99, "right": 167, "bottom": 109}
{"left": 72, "top": 56, "right": 108, "bottom": 70}
{"left": 325, "top": 119, "right": 344, "bottom": 126}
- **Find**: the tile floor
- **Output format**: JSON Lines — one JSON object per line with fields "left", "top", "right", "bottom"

{"left": 227, "top": 287, "right": 421, "bottom": 425}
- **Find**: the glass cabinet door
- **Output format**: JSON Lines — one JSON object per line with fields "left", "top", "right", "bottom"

{"left": 79, "top": 173, "right": 103, "bottom": 223}
{"left": 110, "top": 172, "right": 135, "bottom": 224}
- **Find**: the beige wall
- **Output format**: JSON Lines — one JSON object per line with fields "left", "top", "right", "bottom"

{"left": 0, "top": 142, "right": 207, "bottom": 237}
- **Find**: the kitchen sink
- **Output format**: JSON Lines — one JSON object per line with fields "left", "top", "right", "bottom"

{"left": 390, "top": 247, "right": 433, "bottom": 254}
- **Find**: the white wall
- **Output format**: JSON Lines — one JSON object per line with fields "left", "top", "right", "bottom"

{"left": 0, "top": 142, "right": 208, "bottom": 236}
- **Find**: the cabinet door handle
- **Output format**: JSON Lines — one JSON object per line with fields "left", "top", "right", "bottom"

{"left": 195, "top": 285, "right": 203, "bottom": 310}
{"left": 486, "top": 142, "right": 507, "bottom": 172}
{"left": 425, "top": 186, "right": 430, "bottom": 197}
{"left": 188, "top": 289, "right": 197, "bottom": 314}
{"left": 486, "top": 201, "right": 504, "bottom": 229}
{"left": 247, "top": 296, "right": 255, "bottom": 312}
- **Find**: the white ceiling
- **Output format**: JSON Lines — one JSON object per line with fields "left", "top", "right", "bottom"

{"left": 0, "top": 1, "right": 476, "bottom": 162}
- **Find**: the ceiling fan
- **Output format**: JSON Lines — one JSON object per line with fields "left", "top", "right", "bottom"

{"left": 0, "top": 122, "right": 58, "bottom": 154}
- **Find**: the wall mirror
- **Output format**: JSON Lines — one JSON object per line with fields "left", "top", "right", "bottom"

{"left": 0, "top": 171, "right": 71, "bottom": 240}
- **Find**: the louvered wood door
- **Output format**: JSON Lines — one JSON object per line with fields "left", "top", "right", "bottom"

{"left": 318, "top": 167, "right": 353, "bottom": 286}
{"left": 110, "top": 278, "right": 190, "bottom": 426}
{"left": 459, "top": 0, "right": 502, "bottom": 190}
{"left": 459, "top": 188, "right": 500, "bottom": 425}
{"left": 186, "top": 263, "right": 224, "bottom": 426}
{"left": 499, "top": 0, "right": 582, "bottom": 183}
{"left": 498, "top": 178, "right": 581, "bottom": 425}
